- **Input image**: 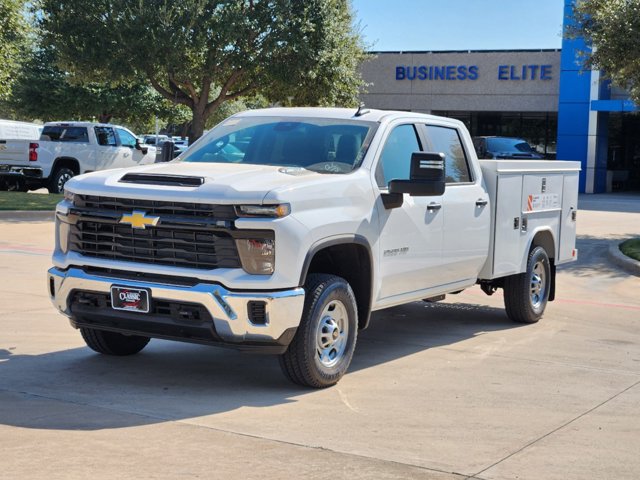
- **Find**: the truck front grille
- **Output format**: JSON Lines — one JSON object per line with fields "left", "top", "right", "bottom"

{"left": 75, "top": 195, "right": 238, "bottom": 220}
{"left": 69, "top": 220, "right": 241, "bottom": 270}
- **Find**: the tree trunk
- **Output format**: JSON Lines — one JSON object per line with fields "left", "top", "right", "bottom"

{"left": 99, "top": 113, "right": 113, "bottom": 123}
{"left": 189, "top": 107, "right": 206, "bottom": 144}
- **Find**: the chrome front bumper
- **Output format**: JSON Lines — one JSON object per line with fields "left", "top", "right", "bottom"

{"left": 48, "top": 267, "right": 305, "bottom": 350}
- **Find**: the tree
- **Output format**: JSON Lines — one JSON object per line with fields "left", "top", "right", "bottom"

{"left": 7, "top": 47, "right": 178, "bottom": 134}
{"left": 39, "top": 0, "right": 367, "bottom": 141}
{"left": 571, "top": 0, "right": 640, "bottom": 105}
{"left": 0, "top": 0, "right": 30, "bottom": 101}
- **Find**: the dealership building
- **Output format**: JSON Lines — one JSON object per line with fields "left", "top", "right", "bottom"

{"left": 359, "top": 0, "right": 639, "bottom": 193}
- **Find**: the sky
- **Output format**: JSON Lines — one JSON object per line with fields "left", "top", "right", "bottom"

{"left": 351, "top": 0, "right": 566, "bottom": 52}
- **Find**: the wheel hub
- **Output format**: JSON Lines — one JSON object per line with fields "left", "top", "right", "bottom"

{"left": 530, "top": 261, "right": 547, "bottom": 309}
{"left": 316, "top": 300, "right": 349, "bottom": 368}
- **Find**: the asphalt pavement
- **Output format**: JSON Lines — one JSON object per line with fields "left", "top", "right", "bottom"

{"left": 0, "top": 193, "right": 639, "bottom": 479}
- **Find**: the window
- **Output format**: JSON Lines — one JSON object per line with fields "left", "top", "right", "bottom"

{"left": 41, "top": 126, "right": 88, "bottom": 143}
{"left": 116, "top": 128, "right": 137, "bottom": 148}
{"left": 377, "top": 124, "right": 421, "bottom": 187}
{"left": 424, "top": 126, "right": 471, "bottom": 183}
{"left": 94, "top": 127, "right": 117, "bottom": 147}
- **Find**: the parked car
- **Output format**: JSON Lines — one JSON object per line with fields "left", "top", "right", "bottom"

{"left": 473, "top": 136, "right": 545, "bottom": 160}
{"left": 0, "top": 122, "right": 156, "bottom": 193}
{"left": 49, "top": 108, "right": 580, "bottom": 387}
{"left": 141, "top": 134, "right": 170, "bottom": 146}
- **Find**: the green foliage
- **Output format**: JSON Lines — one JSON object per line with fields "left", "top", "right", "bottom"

{"left": 39, "top": 0, "right": 367, "bottom": 139}
{"left": 571, "top": 0, "right": 640, "bottom": 105}
{"left": 0, "top": 0, "right": 31, "bottom": 100}
{"left": 7, "top": 47, "right": 179, "bottom": 134}
{"left": 620, "top": 238, "right": 640, "bottom": 261}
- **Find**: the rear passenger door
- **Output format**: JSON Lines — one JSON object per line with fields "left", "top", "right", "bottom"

{"left": 420, "top": 124, "right": 490, "bottom": 285}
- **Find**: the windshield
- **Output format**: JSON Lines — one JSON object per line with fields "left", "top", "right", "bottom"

{"left": 486, "top": 137, "right": 534, "bottom": 153}
{"left": 181, "top": 116, "right": 378, "bottom": 174}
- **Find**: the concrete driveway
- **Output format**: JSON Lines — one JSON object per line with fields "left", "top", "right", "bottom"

{"left": 0, "top": 194, "right": 639, "bottom": 479}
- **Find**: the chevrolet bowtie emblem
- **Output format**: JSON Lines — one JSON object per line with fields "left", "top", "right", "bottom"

{"left": 119, "top": 211, "right": 160, "bottom": 229}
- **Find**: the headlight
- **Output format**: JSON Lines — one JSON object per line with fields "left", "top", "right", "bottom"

{"left": 63, "top": 188, "right": 75, "bottom": 205}
{"left": 236, "top": 204, "right": 290, "bottom": 218}
{"left": 235, "top": 238, "right": 275, "bottom": 275}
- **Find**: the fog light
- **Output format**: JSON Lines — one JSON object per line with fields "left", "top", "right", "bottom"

{"left": 236, "top": 238, "right": 275, "bottom": 275}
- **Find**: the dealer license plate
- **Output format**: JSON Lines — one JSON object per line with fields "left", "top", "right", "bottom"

{"left": 110, "top": 286, "right": 150, "bottom": 313}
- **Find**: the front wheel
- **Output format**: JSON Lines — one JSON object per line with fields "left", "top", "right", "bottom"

{"left": 503, "top": 246, "right": 551, "bottom": 323}
{"left": 279, "top": 274, "right": 358, "bottom": 388}
{"left": 80, "top": 327, "right": 150, "bottom": 356}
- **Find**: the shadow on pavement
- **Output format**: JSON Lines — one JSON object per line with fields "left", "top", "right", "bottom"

{"left": 0, "top": 300, "right": 520, "bottom": 431}
{"left": 559, "top": 234, "right": 636, "bottom": 279}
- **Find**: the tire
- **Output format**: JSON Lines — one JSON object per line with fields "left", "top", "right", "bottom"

{"left": 279, "top": 274, "right": 358, "bottom": 388}
{"left": 4, "top": 178, "right": 27, "bottom": 192}
{"left": 47, "top": 167, "right": 75, "bottom": 194}
{"left": 80, "top": 327, "right": 150, "bottom": 356}
{"left": 504, "top": 246, "right": 551, "bottom": 323}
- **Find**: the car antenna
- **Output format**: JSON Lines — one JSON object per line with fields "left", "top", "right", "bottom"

{"left": 354, "top": 103, "right": 370, "bottom": 117}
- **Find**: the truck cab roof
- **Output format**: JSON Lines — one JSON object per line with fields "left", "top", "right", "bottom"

{"left": 234, "top": 107, "right": 465, "bottom": 127}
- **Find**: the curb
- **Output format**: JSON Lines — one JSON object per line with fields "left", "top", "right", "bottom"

{"left": 0, "top": 210, "right": 55, "bottom": 221}
{"left": 608, "top": 242, "right": 640, "bottom": 277}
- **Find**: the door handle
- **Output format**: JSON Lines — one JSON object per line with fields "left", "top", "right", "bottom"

{"left": 427, "top": 202, "right": 442, "bottom": 211}
{"left": 475, "top": 198, "right": 488, "bottom": 207}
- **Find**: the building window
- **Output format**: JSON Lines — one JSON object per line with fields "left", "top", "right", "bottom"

{"left": 432, "top": 111, "right": 558, "bottom": 159}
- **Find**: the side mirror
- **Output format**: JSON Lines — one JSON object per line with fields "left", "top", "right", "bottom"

{"left": 389, "top": 152, "right": 446, "bottom": 197}
{"left": 135, "top": 139, "right": 148, "bottom": 155}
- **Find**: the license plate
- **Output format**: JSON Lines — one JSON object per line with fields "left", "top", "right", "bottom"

{"left": 110, "top": 286, "right": 150, "bottom": 313}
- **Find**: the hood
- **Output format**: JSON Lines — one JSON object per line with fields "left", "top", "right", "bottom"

{"left": 64, "top": 161, "right": 345, "bottom": 204}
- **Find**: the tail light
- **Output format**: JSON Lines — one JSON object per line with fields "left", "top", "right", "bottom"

{"left": 29, "top": 143, "right": 39, "bottom": 162}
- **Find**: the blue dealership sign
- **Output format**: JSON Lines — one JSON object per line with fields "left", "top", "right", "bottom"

{"left": 396, "top": 65, "right": 479, "bottom": 81}
{"left": 396, "top": 64, "right": 553, "bottom": 81}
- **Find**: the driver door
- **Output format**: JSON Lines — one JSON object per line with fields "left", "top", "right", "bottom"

{"left": 115, "top": 128, "right": 155, "bottom": 166}
{"left": 375, "top": 123, "right": 445, "bottom": 301}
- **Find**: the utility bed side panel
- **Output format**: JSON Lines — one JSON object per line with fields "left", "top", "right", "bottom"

{"left": 558, "top": 172, "right": 579, "bottom": 264}
{"left": 492, "top": 174, "right": 525, "bottom": 277}
{"left": 478, "top": 160, "right": 581, "bottom": 280}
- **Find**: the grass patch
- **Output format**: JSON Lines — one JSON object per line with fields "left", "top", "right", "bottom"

{"left": 620, "top": 239, "right": 640, "bottom": 262}
{"left": 0, "top": 191, "right": 62, "bottom": 211}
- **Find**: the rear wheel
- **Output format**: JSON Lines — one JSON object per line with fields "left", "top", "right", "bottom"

{"left": 80, "top": 327, "right": 150, "bottom": 356}
{"left": 279, "top": 274, "right": 358, "bottom": 388}
{"left": 504, "top": 246, "right": 551, "bottom": 323}
{"left": 48, "top": 167, "right": 75, "bottom": 194}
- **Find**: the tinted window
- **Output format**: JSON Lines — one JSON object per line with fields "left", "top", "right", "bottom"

{"left": 486, "top": 137, "right": 534, "bottom": 153}
{"left": 94, "top": 127, "right": 117, "bottom": 146}
{"left": 425, "top": 126, "right": 471, "bottom": 183}
{"left": 378, "top": 124, "right": 421, "bottom": 186}
{"left": 41, "top": 126, "right": 88, "bottom": 143}
{"left": 116, "top": 128, "right": 137, "bottom": 148}
{"left": 183, "top": 117, "right": 376, "bottom": 174}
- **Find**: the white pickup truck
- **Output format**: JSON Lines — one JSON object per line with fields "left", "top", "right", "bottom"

{"left": 48, "top": 108, "right": 579, "bottom": 387}
{"left": 0, "top": 121, "right": 156, "bottom": 193}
